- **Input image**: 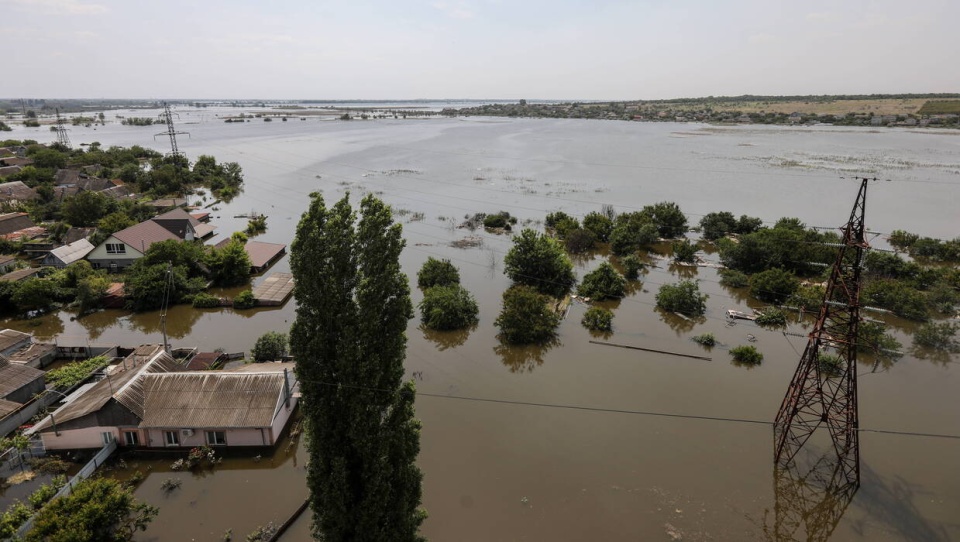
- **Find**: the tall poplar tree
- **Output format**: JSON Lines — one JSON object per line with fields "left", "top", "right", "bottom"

{"left": 290, "top": 193, "right": 426, "bottom": 542}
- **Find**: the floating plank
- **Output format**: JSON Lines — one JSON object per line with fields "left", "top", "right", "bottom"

{"left": 252, "top": 272, "right": 294, "bottom": 306}
{"left": 589, "top": 340, "right": 711, "bottom": 361}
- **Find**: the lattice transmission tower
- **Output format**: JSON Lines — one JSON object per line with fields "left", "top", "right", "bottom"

{"left": 773, "top": 177, "right": 872, "bottom": 488}
{"left": 54, "top": 108, "right": 71, "bottom": 149}
{"left": 156, "top": 102, "right": 189, "bottom": 157}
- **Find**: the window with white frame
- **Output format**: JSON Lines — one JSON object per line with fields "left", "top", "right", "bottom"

{"left": 164, "top": 431, "right": 179, "bottom": 446}
{"left": 206, "top": 431, "right": 226, "bottom": 446}
{"left": 105, "top": 243, "right": 126, "bottom": 254}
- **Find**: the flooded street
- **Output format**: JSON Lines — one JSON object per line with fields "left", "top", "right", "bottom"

{"left": 4, "top": 111, "right": 959, "bottom": 540}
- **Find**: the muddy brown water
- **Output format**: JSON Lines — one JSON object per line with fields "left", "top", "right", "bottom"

{"left": 2, "top": 111, "right": 959, "bottom": 540}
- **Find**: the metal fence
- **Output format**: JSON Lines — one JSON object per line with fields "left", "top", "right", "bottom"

{"left": 16, "top": 438, "right": 117, "bottom": 537}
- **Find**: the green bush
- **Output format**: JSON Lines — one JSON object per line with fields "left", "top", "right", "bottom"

{"left": 749, "top": 268, "right": 799, "bottom": 303}
{"left": 418, "top": 285, "right": 479, "bottom": 331}
{"left": 672, "top": 239, "right": 697, "bottom": 263}
{"left": 417, "top": 257, "right": 460, "bottom": 289}
{"left": 192, "top": 292, "right": 221, "bottom": 308}
{"left": 577, "top": 262, "right": 626, "bottom": 300}
{"left": 718, "top": 269, "right": 749, "bottom": 288}
{"left": 862, "top": 279, "right": 929, "bottom": 321}
{"left": 46, "top": 356, "right": 109, "bottom": 388}
{"left": 233, "top": 290, "right": 256, "bottom": 309}
{"left": 504, "top": 229, "right": 575, "bottom": 298}
{"left": 857, "top": 321, "right": 902, "bottom": 358}
{"left": 692, "top": 333, "right": 716, "bottom": 346}
{"left": 0, "top": 502, "right": 32, "bottom": 539}
{"left": 252, "top": 331, "right": 287, "bottom": 362}
{"left": 564, "top": 228, "right": 596, "bottom": 254}
{"left": 581, "top": 307, "right": 613, "bottom": 331}
{"left": 817, "top": 353, "right": 844, "bottom": 378}
{"left": 582, "top": 212, "right": 613, "bottom": 242}
{"left": 730, "top": 345, "right": 763, "bottom": 365}
{"left": 755, "top": 307, "right": 787, "bottom": 327}
{"left": 655, "top": 280, "right": 708, "bottom": 317}
{"left": 621, "top": 254, "right": 644, "bottom": 280}
{"left": 483, "top": 212, "right": 516, "bottom": 230}
{"left": 495, "top": 285, "right": 560, "bottom": 344}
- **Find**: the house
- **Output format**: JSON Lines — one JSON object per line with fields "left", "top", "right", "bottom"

{"left": 0, "top": 212, "right": 35, "bottom": 237}
{"left": 86, "top": 220, "right": 180, "bottom": 270}
{"left": 62, "top": 227, "right": 97, "bottom": 245}
{"left": 87, "top": 209, "right": 216, "bottom": 270}
{"left": 42, "top": 239, "right": 95, "bottom": 268}
{"left": 0, "top": 329, "right": 33, "bottom": 358}
{"left": 0, "top": 356, "right": 45, "bottom": 404}
{"left": 0, "top": 267, "right": 41, "bottom": 282}
{"left": 138, "top": 363, "right": 298, "bottom": 448}
{"left": 0, "top": 166, "right": 22, "bottom": 179}
{"left": 33, "top": 347, "right": 299, "bottom": 450}
{"left": 0, "top": 254, "right": 16, "bottom": 273}
{"left": 32, "top": 345, "right": 181, "bottom": 450}
{"left": 2, "top": 327, "right": 57, "bottom": 368}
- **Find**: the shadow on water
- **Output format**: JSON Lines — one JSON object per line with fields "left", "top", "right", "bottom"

{"left": 761, "top": 444, "right": 952, "bottom": 542}
{"left": 126, "top": 305, "right": 203, "bottom": 340}
{"left": 2, "top": 312, "right": 65, "bottom": 341}
{"left": 494, "top": 336, "right": 560, "bottom": 373}
{"left": 420, "top": 324, "right": 475, "bottom": 351}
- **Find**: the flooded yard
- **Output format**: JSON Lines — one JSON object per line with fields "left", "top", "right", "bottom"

{"left": 3, "top": 112, "right": 959, "bottom": 540}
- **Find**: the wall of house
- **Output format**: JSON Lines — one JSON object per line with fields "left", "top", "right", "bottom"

{"left": 4, "top": 378, "right": 45, "bottom": 404}
{"left": 41, "top": 426, "right": 114, "bottom": 450}
{"left": 86, "top": 235, "right": 143, "bottom": 270}
{"left": 144, "top": 427, "right": 273, "bottom": 448}
{"left": 270, "top": 396, "right": 299, "bottom": 445}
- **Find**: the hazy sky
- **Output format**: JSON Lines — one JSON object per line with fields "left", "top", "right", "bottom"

{"left": 2, "top": 0, "right": 957, "bottom": 100}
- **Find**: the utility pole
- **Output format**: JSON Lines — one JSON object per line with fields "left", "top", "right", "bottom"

{"left": 54, "top": 108, "right": 71, "bottom": 149}
{"left": 773, "top": 177, "right": 872, "bottom": 488}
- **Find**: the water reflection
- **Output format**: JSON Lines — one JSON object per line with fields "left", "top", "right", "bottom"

{"left": 126, "top": 305, "right": 203, "bottom": 340}
{"left": 72, "top": 309, "right": 123, "bottom": 341}
{"left": 5, "top": 313, "right": 65, "bottom": 340}
{"left": 668, "top": 262, "right": 699, "bottom": 279}
{"left": 494, "top": 337, "right": 559, "bottom": 373}
{"left": 656, "top": 309, "right": 702, "bottom": 335}
{"left": 765, "top": 446, "right": 859, "bottom": 542}
{"left": 420, "top": 324, "right": 475, "bottom": 351}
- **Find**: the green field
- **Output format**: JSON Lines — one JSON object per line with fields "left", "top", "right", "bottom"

{"left": 918, "top": 100, "right": 960, "bottom": 115}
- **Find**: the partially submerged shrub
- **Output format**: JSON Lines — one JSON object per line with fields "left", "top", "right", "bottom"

{"left": 692, "top": 333, "right": 716, "bottom": 346}
{"left": 621, "top": 254, "right": 644, "bottom": 280}
{"left": 730, "top": 345, "right": 763, "bottom": 365}
{"left": 418, "top": 285, "right": 479, "bottom": 331}
{"left": 577, "top": 262, "right": 626, "bottom": 300}
{"left": 581, "top": 307, "right": 613, "bottom": 331}
{"left": 754, "top": 307, "right": 787, "bottom": 327}
{"left": 719, "top": 269, "right": 749, "bottom": 288}
{"left": 417, "top": 257, "right": 460, "bottom": 289}
{"left": 656, "top": 280, "right": 707, "bottom": 317}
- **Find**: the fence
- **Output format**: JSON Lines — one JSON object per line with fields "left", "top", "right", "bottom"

{"left": 16, "top": 438, "right": 118, "bottom": 537}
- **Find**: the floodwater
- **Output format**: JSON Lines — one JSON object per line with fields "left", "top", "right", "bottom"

{"left": 4, "top": 110, "right": 960, "bottom": 541}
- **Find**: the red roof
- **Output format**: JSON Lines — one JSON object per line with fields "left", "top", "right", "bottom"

{"left": 111, "top": 220, "right": 180, "bottom": 253}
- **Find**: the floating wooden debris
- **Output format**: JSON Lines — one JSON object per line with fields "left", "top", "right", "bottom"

{"left": 252, "top": 272, "right": 294, "bottom": 306}
{"left": 726, "top": 309, "right": 756, "bottom": 321}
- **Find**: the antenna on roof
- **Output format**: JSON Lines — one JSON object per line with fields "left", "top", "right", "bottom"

{"left": 160, "top": 262, "right": 173, "bottom": 353}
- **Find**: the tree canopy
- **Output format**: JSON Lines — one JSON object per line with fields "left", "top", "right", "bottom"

{"left": 290, "top": 193, "right": 425, "bottom": 541}
{"left": 503, "top": 228, "right": 575, "bottom": 298}
{"left": 495, "top": 285, "right": 561, "bottom": 344}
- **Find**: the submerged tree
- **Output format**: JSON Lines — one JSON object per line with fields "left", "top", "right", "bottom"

{"left": 290, "top": 193, "right": 425, "bottom": 541}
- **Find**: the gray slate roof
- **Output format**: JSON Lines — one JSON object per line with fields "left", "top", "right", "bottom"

{"left": 45, "top": 239, "right": 95, "bottom": 266}
{"left": 139, "top": 372, "right": 287, "bottom": 429}
{"left": 0, "top": 357, "right": 45, "bottom": 399}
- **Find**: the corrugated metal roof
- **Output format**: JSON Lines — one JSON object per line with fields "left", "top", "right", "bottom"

{"left": 0, "top": 212, "right": 35, "bottom": 235}
{"left": 0, "top": 358, "right": 44, "bottom": 398}
{"left": 0, "top": 329, "right": 31, "bottom": 352}
{"left": 140, "top": 372, "right": 287, "bottom": 429}
{"left": 0, "top": 267, "right": 41, "bottom": 282}
{"left": 0, "top": 398, "right": 22, "bottom": 418}
{"left": 46, "top": 239, "right": 95, "bottom": 266}
{"left": 32, "top": 347, "right": 179, "bottom": 432}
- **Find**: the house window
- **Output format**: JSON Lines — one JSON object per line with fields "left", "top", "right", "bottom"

{"left": 101, "top": 432, "right": 114, "bottom": 446}
{"left": 164, "top": 431, "right": 179, "bottom": 446}
{"left": 123, "top": 431, "right": 139, "bottom": 446}
{"left": 206, "top": 431, "right": 226, "bottom": 446}
{"left": 105, "top": 243, "right": 126, "bottom": 254}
